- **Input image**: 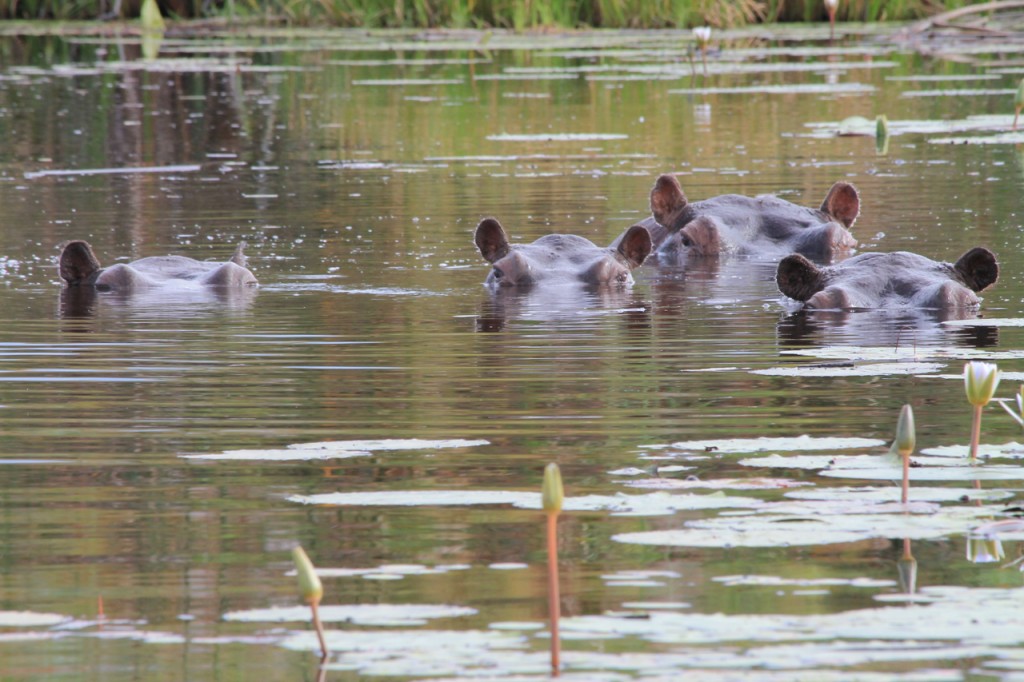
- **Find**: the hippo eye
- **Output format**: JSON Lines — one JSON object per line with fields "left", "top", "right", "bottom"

{"left": 492, "top": 268, "right": 504, "bottom": 279}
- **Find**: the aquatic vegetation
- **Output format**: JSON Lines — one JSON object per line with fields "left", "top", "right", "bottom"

{"left": 999, "top": 385, "right": 1024, "bottom": 428}
{"left": 965, "top": 361, "right": 1001, "bottom": 463}
{"left": 894, "top": 404, "right": 915, "bottom": 504}
{"left": 542, "top": 463, "right": 563, "bottom": 677}
{"left": 0, "top": 0, "right": 949, "bottom": 25}
{"left": 824, "top": 0, "right": 838, "bottom": 39}
{"left": 291, "top": 546, "right": 328, "bottom": 660}
{"left": 1015, "top": 78, "right": 1024, "bottom": 130}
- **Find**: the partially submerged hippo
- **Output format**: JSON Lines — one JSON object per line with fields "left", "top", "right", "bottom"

{"left": 474, "top": 218, "right": 652, "bottom": 288}
{"left": 59, "top": 241, "right": 257, "bottom": 290}
{"left": 636, "top": 174, "right": 861, "bottom": 259}
{"left": 776, "top": 247, "right": 999, "bottom": 310}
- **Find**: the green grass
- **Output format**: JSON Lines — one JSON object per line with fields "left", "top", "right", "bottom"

{"left": 0, "top": 0, "right": 985, "bottom": 27}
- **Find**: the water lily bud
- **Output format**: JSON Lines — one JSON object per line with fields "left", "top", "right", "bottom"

{"left": 692, "top": 26, "right": 712, "bottom": 48}
{"left": 824, "top": 0, "right": 839, "bottom": 12}
{"left": 875, "top": 115, "right": 889, "bottom": 141}
{"left": 140, "top": 0, "right": 165, "bottom": 32}
{"left": 966, "top": 536, "right": 1004, "bottom": 564}
{"left": 964, "top": 361, "right": 1000, "bottom": 407}
{"left": 893, "top": 404, "right": 915, "bottom": 457}
{"left": 897, "top": 554, "right": 917, "bottom": 593}
{"left": 292, "top": 546, "right": 323, "bottom": 605}
{"left": 542, "top": 462, "right": 564, "bottom": 515}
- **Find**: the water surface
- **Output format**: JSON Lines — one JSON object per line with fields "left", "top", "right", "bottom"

{"left": 1, "top": 24, "right": 1023, "bottom": 681}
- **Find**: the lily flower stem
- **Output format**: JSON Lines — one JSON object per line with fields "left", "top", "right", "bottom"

{"left": 1015, "top": 105, "right": 1021, "bottom": 131}
{"left": 546, "top": 512, "right": 561, "bottom": 677}
{"left": 310, "top": 600, "right": 329, "bottom": 663}
{"left": 901, "top": 454, "right": 909, "bottom": 505}
{"left": 970, "top": 404, "right": 983, "bottom": 463}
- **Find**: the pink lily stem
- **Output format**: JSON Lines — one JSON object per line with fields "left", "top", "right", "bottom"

{"left": 547, "top": 512, "right": 561, "bottom": 677}
{"left": 901, "top": 452, "right": 909, "bottom": 505}
{"left": 310, "top": 600, "right": 329, "bottom": 663}
{"left": 969, "top": 404, "right": 983, "bottom": 463}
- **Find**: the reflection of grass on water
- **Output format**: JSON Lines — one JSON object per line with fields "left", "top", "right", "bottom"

{"left": 0, "top": 0, "right": 970, "bottom": 27}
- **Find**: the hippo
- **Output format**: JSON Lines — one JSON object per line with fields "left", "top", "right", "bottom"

{"left": 474, "top": 218, "right": 652, "bottom": 288}
{"left": 775, "top": 247, "right": 999, "bottom": 310}
{"left": 629, "top": 173, "right": 861, "bottom": 259}
{"left": 59, "top": 240, "right": 258, "bottom": 291}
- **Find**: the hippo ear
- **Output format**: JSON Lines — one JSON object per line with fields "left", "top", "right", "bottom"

{"left": 475, "top": 218, "right": 511, "bottom": 264}
{"left": 615, "top": 224, "right": 652, "bottom": 269}
{"left": 650, "top": 174, "right": 687, "bottom": 227}
{"left": 59, "top": 240, "right": 101, "bottom": 285}
{"left": 820, "top": 182, "right": 860, "bottom": 229}
{"left": 776, "top": 253, "right": 825, "bottom": 302}
{"left": 955, "top": 247, "right": 999, "bottom": 292}
{"left": 230, "top": 241, "right": 248, "bottom": 268}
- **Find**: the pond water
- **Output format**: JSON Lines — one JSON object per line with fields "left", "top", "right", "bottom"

{"left": 1, "top": 22, "right": 1024, "bottom": 681}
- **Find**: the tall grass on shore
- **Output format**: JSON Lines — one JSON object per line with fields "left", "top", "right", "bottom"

{"left": 0, "top": 0, "right": 977, "bottom": 27}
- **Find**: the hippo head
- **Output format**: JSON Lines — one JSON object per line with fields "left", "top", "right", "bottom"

{"left": 59, "top": 240, "right": 103, "bottom": 286}
{"left": 59, "top": 240, "right": 257, "bottom": 291}
{"left": 647, "top": 173, "right": 861, "bottom": 256}
{"left": 776, "top": 247, "right": 999, "bottom": 310}
{"left": 474, "top": 218, "right": 652, "bottom": 288}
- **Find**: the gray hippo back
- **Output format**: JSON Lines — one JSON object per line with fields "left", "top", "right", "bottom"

{"left": 60, "top": 241, "right": 258, "bottom": 291}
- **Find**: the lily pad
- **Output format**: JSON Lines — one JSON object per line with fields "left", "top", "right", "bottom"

{"left": 184, "top": 438, "right": 489, "bottom": 461}
{"left": 613, "top": 503, "right": 999, "bottom": 548}
{"left": 224, "top": 604, "right": 476, "bottom": 626}
{"left": 622, "top": 477, "right": 813, "bottom": 490}
{"left": 819, "top": 465, "right": 1024, "bottom": 481}
{"left": 646, "top": 435, "right": 885, "bottom": 454}
{"left": 784, "top": 486, "right": 1012, "bottom": 503}
{"left": 669, "top": 83, "right": 875, "bottom": 95}
{"left": 0, "top": 611, "right": 69, "bottom": 627}
{"left": 930, "top": 132, "right": 1024, "bottom": 145}
{"left": 921, "top": 442, "right": 1024, "bottom": 459}
{"left": 750, "top": 362, "right": 944, "bottom": 377}
{"left": 902, "top": 88, "right": 1016, "bottom": 98}
{"left": 288, "top": 490, "right": 762, "bottom": 516}
{"left": 352, "top": 78, "right": 464, "bottom": 85}
{"left": 713, "top": 575, "right": 896, "bottom": 588}
{"left": 486, "top": 133, "right": 628, "bottom": 142}
{"left": 942, "top": 317, "right": 1024, "bottom": 327}
{"left": 806, "top": 114, "right": 1016, "bottom": 138}
{"left": 286, "top": 563, "right": 471, "bottom": 580}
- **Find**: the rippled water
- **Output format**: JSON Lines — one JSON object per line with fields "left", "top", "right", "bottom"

{"left": 2, "top": 24, "right": 1024, "bottom": 681}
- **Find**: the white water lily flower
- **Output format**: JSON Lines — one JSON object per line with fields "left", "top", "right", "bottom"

{"left": 824, "top": 0, "right": 839, "bottom": 12}
{"left": 964, "top": 361, "right": 1001, "bottom": 407}
{"left": 692, "top": 26, "right": 712, "bottom": 47}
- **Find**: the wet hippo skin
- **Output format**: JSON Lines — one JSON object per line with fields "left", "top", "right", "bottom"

{"left": 475, "top": 218, "right": 652, "bottom": 288}
{"left": 59, "top": 241, "right": 258, "bottom": 291}
{"left": 776, "top": 247, "right": 999, "bottom": 310}
{"left": 622, "top": 173, "right": 861, "bottom": 260}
